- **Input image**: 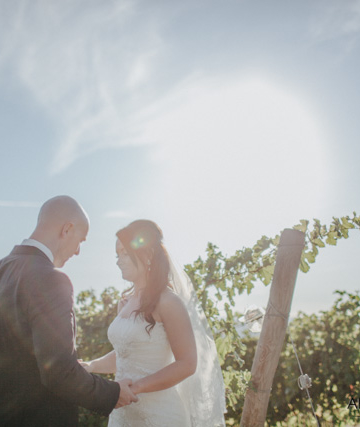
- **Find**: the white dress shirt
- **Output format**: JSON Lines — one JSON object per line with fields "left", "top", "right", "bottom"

{"left": 21, "top": 238, "right": 54, "bottom": 263}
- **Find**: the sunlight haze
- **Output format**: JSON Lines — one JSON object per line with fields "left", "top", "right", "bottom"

{"left": 1, "top": 0, "right": 359, "bottom": 317}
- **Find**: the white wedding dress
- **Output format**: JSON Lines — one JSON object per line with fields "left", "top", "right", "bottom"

{"left": 107, "top": 314, "right": 191, "bottom": 427}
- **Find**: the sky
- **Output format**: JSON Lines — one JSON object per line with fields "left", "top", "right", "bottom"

{"left": 0, "top": 0, "right": 360, "bottom": 317}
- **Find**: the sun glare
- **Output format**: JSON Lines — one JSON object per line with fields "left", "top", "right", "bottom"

{"left": 138, "top": 75, "right": 329, "bottom": 260}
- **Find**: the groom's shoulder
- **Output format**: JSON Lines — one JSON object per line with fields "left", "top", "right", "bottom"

{"left": 46, "top": 268, "right": 72, "bottom": 285}
{"left": 29, "top": 269, "right": 74, "bottom": 309}
{"left": 42, "top": 268, "right": 73, "bottom": 289}
{"left": 27, "top": 262, "right": 73, "bottom": 295}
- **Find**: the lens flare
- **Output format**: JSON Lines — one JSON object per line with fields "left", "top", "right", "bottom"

{"left": 130, "top": 235, "right": 146, "bottom": 249}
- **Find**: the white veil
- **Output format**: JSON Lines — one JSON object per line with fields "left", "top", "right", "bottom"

{"left": 168, "top": 255, "right": 226, "bottom": 427}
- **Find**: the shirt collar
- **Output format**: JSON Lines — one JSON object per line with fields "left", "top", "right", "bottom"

{"left": 21, "top": 238, "right": 54, "bottom": 263}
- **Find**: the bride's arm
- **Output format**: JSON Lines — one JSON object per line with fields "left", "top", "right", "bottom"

{"left": 130, "top": 292, "right": 197, "bottom": 394}
{"left": 80, "top": 350, "right": 117, "bottom": 374}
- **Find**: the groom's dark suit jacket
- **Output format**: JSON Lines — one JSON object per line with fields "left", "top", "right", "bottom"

{"left": 0, "top": 245, "right": 120, "bottom": 427}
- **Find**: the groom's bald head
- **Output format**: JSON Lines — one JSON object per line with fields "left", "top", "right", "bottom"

{"left": 31, "top": 195, "right": 89, "bottom": 268}
{"left": 37, "top": 196, "right": 89, "bottom": 229}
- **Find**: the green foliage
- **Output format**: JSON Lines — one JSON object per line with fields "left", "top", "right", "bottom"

{"left": 76, "top": 287, "right": 121, "bottom": 426}
{"left": 184, "top": 214, "right": 360, "bottom": 424}
{"left": 76, "top": 286, "right": 120, "bottom": 360}
{"left": 243, "top": 291, "right": 360, "bottom": 426}
{"left": 74, "top": 213, "right": 360, "bottom": 425}
{"left": 297, "top": 214, "right": 360, "bottom": 274}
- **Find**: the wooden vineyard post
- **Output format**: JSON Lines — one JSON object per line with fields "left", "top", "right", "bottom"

{"left": 240, "top": 228, "right": 305, "bottom": 427}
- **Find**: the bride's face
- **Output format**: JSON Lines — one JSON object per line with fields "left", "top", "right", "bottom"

{"left": 116, "top": 238, "right": 145, "bottom": 283}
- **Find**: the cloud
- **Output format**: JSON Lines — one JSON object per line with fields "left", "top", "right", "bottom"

{"left": 310, "top": 0, "right": 360, "bottom": 48}
{"left": 0, "top": 0, "right": 164, "bottom": 174}
{"left": 0, "top": 200, "right": 41, "bottom": 208}
{"left": 0, "top": 0, "right": 338, "bottom": 186}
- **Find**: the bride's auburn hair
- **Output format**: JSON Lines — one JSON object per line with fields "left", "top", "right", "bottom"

{"left": 116, "top": 219, "right": 170, "bottom": 333}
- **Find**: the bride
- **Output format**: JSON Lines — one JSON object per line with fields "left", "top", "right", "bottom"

{"left": 81, "top": 220, "right": 225, "bottom": 426}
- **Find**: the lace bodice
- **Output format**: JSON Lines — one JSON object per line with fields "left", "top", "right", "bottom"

{"left": 107, "top": 314, "right": 190, "bottom": 427}
{"left": 108, "top": 315, "right": 173, "bottom": 382}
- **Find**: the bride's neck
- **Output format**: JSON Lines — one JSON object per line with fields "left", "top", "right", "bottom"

{"left": 133, "top": 278, "right": 147, "bottom": 297}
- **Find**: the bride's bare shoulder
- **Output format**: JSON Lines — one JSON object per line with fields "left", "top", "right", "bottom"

{"left": 160, "top": 287, "right": 183, "bottom": 303}
{"left": 156, "top": 287, "right": 187, "bottom": 318}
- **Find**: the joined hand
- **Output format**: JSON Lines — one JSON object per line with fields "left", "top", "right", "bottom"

{"left": 115, "top": 379, "right": 138, "bottom": 408}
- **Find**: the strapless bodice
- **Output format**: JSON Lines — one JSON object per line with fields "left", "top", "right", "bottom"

{"left": 108, "top": 314, "right": 173, "bottom": 382}
{"left": 107, "top": 314, "right": 190, "bottom": 426}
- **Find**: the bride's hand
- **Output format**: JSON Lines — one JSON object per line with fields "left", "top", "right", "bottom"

{"left": 78, "top": 359, "right": 93, "bottom": 373}
{"left": 130, "top": 381, "right": 142, "bottom": 395}
{"left": 115, "top": 379, "right": 139, "bottom": 407}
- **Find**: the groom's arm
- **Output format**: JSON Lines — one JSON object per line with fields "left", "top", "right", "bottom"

{"left": 28, "top": 269, "right": 120, "bottom": 416}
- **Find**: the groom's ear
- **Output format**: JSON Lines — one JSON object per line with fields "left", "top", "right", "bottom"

{"left": 60, "top": 222, "right": 74, "bottom": 238}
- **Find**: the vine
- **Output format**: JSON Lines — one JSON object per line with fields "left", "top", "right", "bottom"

{"left": 76, "top": 213, "right": 360, "bottom": 426}
{"left": 183, "top": 213, "right": 360, "bottom": 424}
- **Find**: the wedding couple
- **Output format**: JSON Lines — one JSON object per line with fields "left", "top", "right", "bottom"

{"left": 0, "top": 196, "right": 225, "bottom": 426}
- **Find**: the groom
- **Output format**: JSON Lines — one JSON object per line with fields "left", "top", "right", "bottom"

{"left": 0, "top": 196, "right": 137, "bottom": 426}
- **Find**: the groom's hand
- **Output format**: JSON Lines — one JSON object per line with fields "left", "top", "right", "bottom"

{"left": 115, "top": 379, "right": 138, "bottom": 408}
